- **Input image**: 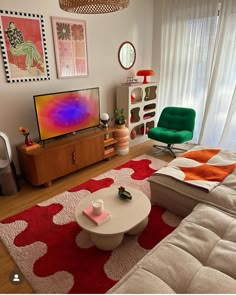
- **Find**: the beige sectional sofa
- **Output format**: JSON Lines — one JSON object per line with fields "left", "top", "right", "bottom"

{"left": 108, "top": 203, "right": 236, "bottom": 293}
{"left": 108, "top": 147, "right": 236, "bottom": 293}
{"left": 148, "top": 169, "right": 236, "bottom": 217}
{"left": 149, "top": 146, "right": 236, "bottom": 217}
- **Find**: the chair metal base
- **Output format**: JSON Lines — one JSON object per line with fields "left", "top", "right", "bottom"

{"left": 153, "top": 144, "right": 187, "bottom": 158}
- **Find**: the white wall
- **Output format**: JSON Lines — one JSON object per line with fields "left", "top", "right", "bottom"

{"left": 0, "top": 0, "right": 154, "bottom": 171}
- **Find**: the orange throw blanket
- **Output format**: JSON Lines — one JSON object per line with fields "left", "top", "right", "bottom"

{"left": 156, "top": 146, "right": 236, "bottom": 192}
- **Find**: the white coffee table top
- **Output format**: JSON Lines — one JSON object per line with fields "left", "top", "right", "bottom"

{"left": 74, "top": 185, "right": 151, "bottom": 235}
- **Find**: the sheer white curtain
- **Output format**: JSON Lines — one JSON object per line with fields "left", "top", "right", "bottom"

{"left": 156, "top": 0, "right": 236, "bottom": 150}
{"left": 199, "top": 0, "right": 236, "bottom": 150}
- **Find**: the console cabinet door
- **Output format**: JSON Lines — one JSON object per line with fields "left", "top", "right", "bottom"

{"left": 18, "top": 145, "right": 75, "bottom": 186}
{"left": 38, "top": 145, "right": 76, "bottom": 182}
{"left": 75, "top": 135, "right": 104, "bottom": 169}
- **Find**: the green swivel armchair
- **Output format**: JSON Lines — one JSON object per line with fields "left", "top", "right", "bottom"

{"left": 148, "top": 106, "right": 196, "bottom": 158}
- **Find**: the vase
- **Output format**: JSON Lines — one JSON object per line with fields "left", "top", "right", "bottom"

{"left": 130, "top": 128, "right": 137, "bottom": 139}
{"left": 25, "top": 135, "right": 33, "bottom": 146}
{"left": 114, "top": 124, "right": 129, "bottom": 155}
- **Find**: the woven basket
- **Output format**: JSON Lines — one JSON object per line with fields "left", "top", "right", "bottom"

{"left": 59, "top": 0, "right": 130, "bottom": 14}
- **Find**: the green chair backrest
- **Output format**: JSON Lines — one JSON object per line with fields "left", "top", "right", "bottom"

{"left": 158, "top": 107, "right": 196, "bottom": 131}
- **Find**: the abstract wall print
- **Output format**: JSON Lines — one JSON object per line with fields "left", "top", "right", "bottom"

{"left": 51, "top": 17, "right": 88, "bottom": 78}
{"left": 0, "top": 10, "right": 50, "bottom": 83}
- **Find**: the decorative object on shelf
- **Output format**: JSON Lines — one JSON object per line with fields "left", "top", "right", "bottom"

{"left": 19, "top": 127, "right": 40, "bottom": 151}
{"left": 141, "top": 126, "right": 149, "bottom": 135}
{"left": 0, "top": 10, "right": 50, "bottom": 83}
{"left": 19, "top": 127, "right": 33, "bottom": 146}
{"left": 136, "top": 69, "right": 155, "bottom": 84}
{"left": 58, "top": 0, "right": 130, "bottom": 14}
{"left": 131, "top": 94, "right": 136, "bottom": 103}
{"left": 118, "top": 186, "right": 132, "bottom": 200}
{"left": 51, "top": 17, "right": 88, "bottom": 78}
{"left": 118, "top": 41, "right": 136, "bottom": 70}
{"left": 127, "top": 76, "right": 138, "bottom": 84}
{"left": 100, "top": 113, "right": 110, "bottom": 128}
{"left": 113, "top": 108, "right": 126, "bottom": 125}
{"left": 130, "top": 128, "right": 137, "bottom": 139}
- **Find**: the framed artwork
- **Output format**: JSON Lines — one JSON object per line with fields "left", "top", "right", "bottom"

{"left": 51, "top": 17, "right": 88, "bottom": 79}
{"left": 0, "top": 10, "right": 50, "bottom": 83}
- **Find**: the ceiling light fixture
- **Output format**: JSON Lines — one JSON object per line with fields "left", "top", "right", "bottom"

{"left": 59, "top": 0, "right": 130, "bottom": 14}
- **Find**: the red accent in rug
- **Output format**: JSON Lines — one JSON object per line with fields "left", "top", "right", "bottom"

{"left": 115, "top": 159, "right": 157, "bottom": 180}
{"left": 68, "top": 178, "right": 114, "bottom": 193}
{"left": 138, "top": 206, "right": 175, "bottom": 249}
{"left": 1, "top": 156, "right": 177, "bottom": 294}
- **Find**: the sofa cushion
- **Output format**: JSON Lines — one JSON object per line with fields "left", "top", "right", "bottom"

{"left": 107, "top": 203, "right": 236, "bottom": 293}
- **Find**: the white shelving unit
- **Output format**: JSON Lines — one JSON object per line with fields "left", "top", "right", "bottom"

{"left": 116, "top": 83, "right": 158, "bottom": 147}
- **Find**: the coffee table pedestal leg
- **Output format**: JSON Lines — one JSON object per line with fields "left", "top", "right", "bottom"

{"left": 89, "top": 232, "right": 124, "bottom": 251}
{"left": 127, "top": 217, "right": 149, "bottom": 235}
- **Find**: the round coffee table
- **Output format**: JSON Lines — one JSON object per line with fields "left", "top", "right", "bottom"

{"left": 74, "top": 185, "right": 151, "bottom": 250}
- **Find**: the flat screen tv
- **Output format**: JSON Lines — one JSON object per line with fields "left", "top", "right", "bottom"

{"left": 33, "top": 87, "right": 100, "bottom": 141}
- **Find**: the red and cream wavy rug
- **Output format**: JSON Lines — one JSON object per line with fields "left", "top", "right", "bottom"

{"left": 0, "top": 154, "right": 182, "bottom": 294}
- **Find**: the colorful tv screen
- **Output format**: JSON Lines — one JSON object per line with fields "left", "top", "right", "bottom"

{"left": 33, "top": 87, "right": 100, "bottom": 141}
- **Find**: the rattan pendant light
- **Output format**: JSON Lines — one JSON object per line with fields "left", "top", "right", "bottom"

{"left": 59, "top": 0, "right": 130, "bottom": 14}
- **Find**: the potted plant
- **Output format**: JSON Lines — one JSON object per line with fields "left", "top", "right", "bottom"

{"left": 113, "top": 108, "right": 126, "bottom": 125}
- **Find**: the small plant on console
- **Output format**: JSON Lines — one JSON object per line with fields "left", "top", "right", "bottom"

{"left": 113, "top": 108, "right": 126, "bottom": 125}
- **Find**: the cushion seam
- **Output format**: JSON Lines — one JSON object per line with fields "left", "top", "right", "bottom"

{"left": 184, "top": 218, "right": 235, "bottom": 241}
{"left": 139, "top": 267, "right": 176, "bottom": 293}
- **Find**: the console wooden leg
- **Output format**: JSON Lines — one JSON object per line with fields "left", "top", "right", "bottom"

{"left": 43, "top": 181, "right": 52, "bottom": 187}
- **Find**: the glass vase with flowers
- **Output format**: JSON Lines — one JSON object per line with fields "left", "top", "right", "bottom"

{"left": 19, "top": 127, "right": 33, "bottom": 146}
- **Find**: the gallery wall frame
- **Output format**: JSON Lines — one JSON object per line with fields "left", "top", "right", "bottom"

{"left": 51, "top": 16, "right": 88, "bottom": 79}
{"left": 0, "top": 10, "right": 50, "bottom": 83}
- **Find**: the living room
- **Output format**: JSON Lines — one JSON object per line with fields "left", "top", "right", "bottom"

{"left": 0, "top": 0, "right": 155, "bottom": 169}
{"left": 0, "top": 0, "right": 236, "bottom": 293}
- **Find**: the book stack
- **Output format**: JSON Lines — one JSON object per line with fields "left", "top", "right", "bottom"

{"left": 83, "top": 205, "right": 111, "bottom": 225}
{"left": 104, "top": 137, "right": 114, "bottom": 143}
{"left": 104, "top": 147, "right": 115, "bottom": 155}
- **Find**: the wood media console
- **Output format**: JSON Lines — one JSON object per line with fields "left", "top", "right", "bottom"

{"left": 16, "top": 127, "right": 117, "bottom": 187}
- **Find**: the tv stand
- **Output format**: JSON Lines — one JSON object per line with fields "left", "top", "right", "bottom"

{"left": 16, "top": 127, "right": 117, "bottom": 187}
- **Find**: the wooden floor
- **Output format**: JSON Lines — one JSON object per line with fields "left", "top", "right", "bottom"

{"left": 0, "top": 139, "right": 175, "bottom": 294}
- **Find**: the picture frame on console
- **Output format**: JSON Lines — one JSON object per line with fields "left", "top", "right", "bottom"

{"left": 0, "top": 10, "right": 50, "bottom": 83}
{"left": 51, "top": 17, "right": 88, "bottom": 79}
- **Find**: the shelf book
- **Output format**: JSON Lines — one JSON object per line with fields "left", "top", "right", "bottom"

{"left": 104, "top": 137, "right": 115, "bottom": 143}
{"left": 83, "top": 205, "right": 111, "bottom": 225}
{"left": 104, "top": 147, "right": 115, "bottom": 155}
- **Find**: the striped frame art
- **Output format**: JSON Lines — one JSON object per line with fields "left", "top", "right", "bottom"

{"left": 0, "top": 10, "right": 50, "bottom": 83}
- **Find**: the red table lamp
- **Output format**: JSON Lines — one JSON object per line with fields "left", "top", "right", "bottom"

{"left": 136, "top": 69, "right": 155, "bottom": 84}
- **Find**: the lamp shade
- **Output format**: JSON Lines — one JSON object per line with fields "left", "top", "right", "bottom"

{"left": 59, "top": 0, "right": 130, "bottom": 14}
{"left": 136, "top": 69, "right": 155, "bottom": 84}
